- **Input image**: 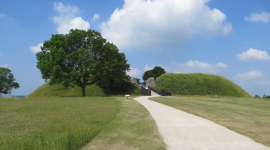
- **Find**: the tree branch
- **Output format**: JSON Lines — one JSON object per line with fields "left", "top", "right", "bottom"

{"left": 86, "top": 77, "right": 100, "bottom": 86}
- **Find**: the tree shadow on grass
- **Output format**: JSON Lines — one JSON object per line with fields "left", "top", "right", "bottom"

{"left": 101, "top": 80, "right": 140, "bottom": 96}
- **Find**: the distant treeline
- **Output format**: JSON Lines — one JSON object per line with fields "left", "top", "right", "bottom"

{"left": 254, "top": 94, "right": 270, "bottom": 98}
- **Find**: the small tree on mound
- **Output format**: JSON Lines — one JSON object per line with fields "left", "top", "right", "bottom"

{"left": 36, "top": 29, "right": 130, "bottom": 96}
{"left": 0, "top": 67, "right": 20, "bottom": 95}
{"left": 263, "top": 94, "right": 270, "bottom": 98}
{"left": 142, "top": 70, "right": 151, "bottom": 81}
{"left": 254, "top": 94, "right": 261, "bottom": 98}
{"left": 142, "top": 66, "right": 166, "bottom": 81}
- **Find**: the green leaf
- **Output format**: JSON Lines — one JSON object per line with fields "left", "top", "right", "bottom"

{"left": 36, "top": 29, "right": 130, "bottom": 96}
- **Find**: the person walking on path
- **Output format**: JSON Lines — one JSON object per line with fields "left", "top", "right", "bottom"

{"left": 134, "top": 96, "right": 270, "bottom": 150}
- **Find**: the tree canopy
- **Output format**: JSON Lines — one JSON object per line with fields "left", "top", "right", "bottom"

{"left": 0, "top": 67, "right": 20, "bottom": 95}
{"left": 36, "top": 29, "right": 130, "bottom": 96}
{"left": 142, "top": 66, "right": 166, "bottom": 81}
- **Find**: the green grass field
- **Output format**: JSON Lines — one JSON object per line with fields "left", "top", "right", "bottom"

{"left": 155, "top": 73, "right": 252, "bottom": 97}
{"left": 0, "top": 97, "right": 121, "bottom": 149}
{"left": 150, "top": 96, "right": 270, "bottom": 147}
{"left": 0, "top": 96, "right": 166, "bottom": 150}
{"left": 81, "top": 96, "right": 166, "bottom": 150}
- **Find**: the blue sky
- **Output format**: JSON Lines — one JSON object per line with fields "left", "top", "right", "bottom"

{"left": 0, "top": 0, "right": 270, "bottom": 96}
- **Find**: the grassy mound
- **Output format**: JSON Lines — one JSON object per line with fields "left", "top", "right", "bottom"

{"left": 27, "top": 81, "right": 141, "bottom": 98}
{"left": 27, "top": 82, "right": 105, "bottom": 98}
{"left": 155, "top": 73, "right": 252, "bottom": 98}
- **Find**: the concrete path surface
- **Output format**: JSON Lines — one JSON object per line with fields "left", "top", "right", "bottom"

{"left": 151, "top": 90, "right": 160, "bottom": 96}
{"left": 134, "top": 96, "right": 270, "bottom": 150}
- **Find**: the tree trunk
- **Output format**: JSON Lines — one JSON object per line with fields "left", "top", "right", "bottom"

{"left": 81, "top": 86, "right": 86, "bottom": 97}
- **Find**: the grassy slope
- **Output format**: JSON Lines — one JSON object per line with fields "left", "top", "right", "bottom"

{"left": 0, "top": 97, "right": 121, "bottom": 150}
{"left": 27, "top": 82, "right": 105, "bottom": 98}
{"left": 150, "top": 96, "right": 270, "bottom": 147}
{"left": 27, "top": 82, "right": 141, "bottom": 98}
{"left": 155, "top": 73, "right": 252, "bottom": 97}
{"left": 81, "top": 97, "right": 166, "bottom": 150}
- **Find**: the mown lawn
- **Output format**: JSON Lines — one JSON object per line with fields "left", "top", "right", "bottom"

{"left": 81, "top": 96, "right": 166, "bottom": 150}
{"left": 0, "top": 97, "right": 121, "bottom": 150}
{"left": 150, "top": 96, "right": 270, "bottom": 147}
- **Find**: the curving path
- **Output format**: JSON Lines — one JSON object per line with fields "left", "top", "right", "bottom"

{"left": 134, "top": 96, "right": 270, "bottom": 150}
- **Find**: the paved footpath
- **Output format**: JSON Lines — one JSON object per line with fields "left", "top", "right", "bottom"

{"left": 134, "top": 96, "right": 270, "bottom": 150}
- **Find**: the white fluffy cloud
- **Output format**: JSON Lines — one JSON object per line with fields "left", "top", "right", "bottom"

{"left": 215, "top": 62, "right": 228, "bottom": 68}
{"left": 235, "top": 71, "right": 262, "bottom": 79}
{"left": 144, "top": 64, "right": 156, "bottom": 71}
{"left": 30, "top": 43, "right": 43, "bottom": 53}
{"left": 126, "top": 67, "right": 142, "bottom": 77}
{"left": 56, "top": 17, "right": 90, "bottom": 34}
{"left": 187, "top": 60, "right": 210, "bottom": 68}
{"left": 144, "top": 64, "right": 169, "bottom": 74}
{"left": 236, "top": 48, "right": 270, "bottom": 61}
{"left": 91, "top": 14, "right": 100, "bottom": 22}
{"left": 0, "top": 14, "right": 5, "bottom": 17}
{"left": 245, "top": 12, "right": 270, "bottom": 23}
{"left": 145, "top": 60, "right": 228, "bottom": 74}
{"left": 100, "top": 0, "right": 232, "bottom": 51}
{"left": 177, "top": 60, "right": 227, "bottom": 73}
{"left": 0, "top": 64, "right": 8, "bottom": 68}
{"left": 53, "top": 2, "right": 90, "bottom": 34}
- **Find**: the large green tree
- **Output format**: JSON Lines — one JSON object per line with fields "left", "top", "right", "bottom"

{"left": 142, "top": 66, "right": 166, "bottom": 81}
{"left": 142, "top": 70, "right": 151, "bottom": 81}
{"left": 36, "top": 29, "right": 130, "bottom": 96}
{"left": 0, "top": 67, "right": 20, "bottom": 95}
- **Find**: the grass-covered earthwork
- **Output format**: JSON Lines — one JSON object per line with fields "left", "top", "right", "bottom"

{"left": 150, "top": 96, "right": 270, "bottom": 147}
{"left": 0, "top": 97, "right": 121, "bottom": 149}
{"left": 155, "top": 73, "right": 252, "bottom": 97}
{"left": 26, "top": 81, "right": 141, "bottom": 98}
